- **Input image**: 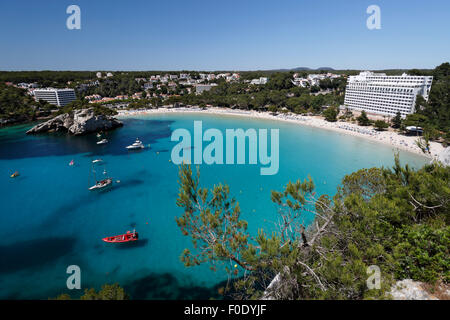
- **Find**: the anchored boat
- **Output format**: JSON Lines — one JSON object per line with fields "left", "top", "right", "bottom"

{"left": 89, "top": 178, "right": 113, "bottom": 190}
{"left": 97, "top": 138, "right": 108, "bottom": 145}
{"left": 126, "top": 138, "right": 145, "bottom": 150}
{"left": 89, "top": 161, "right": 113, "bottom": 191}
{"left": 102, "top": 230, "right": 139, "bottom": 243}
{"left": 10, "top": 171, "right": 19, "bottom": 178}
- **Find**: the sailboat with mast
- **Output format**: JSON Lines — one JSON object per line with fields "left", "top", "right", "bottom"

{"left": 89, "top": 161, "right": 113, "bottom": 191}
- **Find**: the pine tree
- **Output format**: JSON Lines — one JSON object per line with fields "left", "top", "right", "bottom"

{"left": 357, "top": 110, "right": 371, "bottom": 126}
{"left": 391, "top": 111, "right": 402, "bottom": 128}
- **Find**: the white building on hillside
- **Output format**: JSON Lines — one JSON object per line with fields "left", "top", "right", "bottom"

{"left": 250, "top": 77, "right": 268, "bottom": 85}
{"left": 292, "top": 77, "right": 309, "bottom": 87}
{"left": 34, "top": 88, "right": 77, "bottom": 107}
{"left": 307, "top": 74, "right": 326, "bottom": 86}
{"left": 195, "top": 83, "right": 218, "bottom": 94}
{"left": 344, "top": 71, "right": 433, "bottom": 117}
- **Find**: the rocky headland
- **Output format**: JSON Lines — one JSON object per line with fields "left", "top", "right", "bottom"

{"left": 26, "top": 108, "right": 123, "bottom": 135}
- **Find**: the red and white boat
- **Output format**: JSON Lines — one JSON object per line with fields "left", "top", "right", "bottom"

{"left": 102, "top": 230, "right": 139, "bottom": 243}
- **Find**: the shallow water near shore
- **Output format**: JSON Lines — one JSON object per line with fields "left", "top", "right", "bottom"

{"left": 0, "top": 113, "right": 428, "bottom": 299}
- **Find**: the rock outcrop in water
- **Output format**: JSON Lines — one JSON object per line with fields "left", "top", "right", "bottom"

{"left": 26, "top": 108, "right": 123, "bottom": 135}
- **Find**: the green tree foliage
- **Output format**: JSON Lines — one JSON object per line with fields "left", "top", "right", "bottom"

{"left": 413, "top": 63, "right": 450, "bottom": 135}
{"left": 357, "top": 110, "right": 371, "bottom": 126}
{"left": 267, "top": 105, "right": 278, "bottom": 114}
{"left": 393, "top": 224, "right": 449, "bottom": 282}
{"left": 339, "top": 108, "right": 353, "bottom": 121}
{"left": 81, "top": 284, "right": 129, "bottom": 300}
{"left": 0, "top": 83, "right": 47, "bottom": 123}
{"left": 52, "top": 284, "right": 129, "bottom": 300}
{"left": 0, "top": 71, "right": 96, "bottom": 87}
{"left": 391, "top": 111, "right": 402, "bottom": 129}
{"left": 415, "top": 132, "right": 431, "bottom": 154}
{"left": 374, "top": 120, "right": 389, "bottom": 131}
{"left": 170, "top": 73, "right": 344, "bottom": 114}
{"left": 265, "top": 72, "right": 294, "bottom": 90}
{"left": 175, "top": 157, "right": 449, "bottom": 299}
{"left": 404, "top": 113, "right": 429, "bottom": 128}
{"left": 175, "top": 165, "right": 252, "bottom": 272}
{"left": 323, "top": 106, "right": 339, "bottom": 122}
{"left": 56, "top": 100, "right": 118, "bottom": 117}
{"left": 81, "top": 74, "right": 141, "bottom": 98}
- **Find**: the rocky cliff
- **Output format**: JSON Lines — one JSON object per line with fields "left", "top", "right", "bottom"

{"left": 26, "top": 108, "right": 123, "bottom": 135}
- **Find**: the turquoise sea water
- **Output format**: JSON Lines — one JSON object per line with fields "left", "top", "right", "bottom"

{"left": 0, "top": 113, "right": 428, "bottom": 299}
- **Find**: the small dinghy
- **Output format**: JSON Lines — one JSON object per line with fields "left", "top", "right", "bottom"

{"left": 97, "top": 139, "right": 108, "bottom": 145}
{"left": 10, "top": 171, "right": 19, "bottom": 178}
{"left": 102, "top": 230, "right": 139, "bottom": 243}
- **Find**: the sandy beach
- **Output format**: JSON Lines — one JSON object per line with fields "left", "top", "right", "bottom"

{"left": 117, "top": 106, "right": 445, "bottom": 159}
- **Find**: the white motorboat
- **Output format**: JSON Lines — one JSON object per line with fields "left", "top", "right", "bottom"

{"left": 97, "top": 139, "right": 108, "bottom": 145}
{"left": 92, "top": 159, "right": 103, "bottom": 164}
{"left": 126, "top": 138, "right": 145, "bottom": 150}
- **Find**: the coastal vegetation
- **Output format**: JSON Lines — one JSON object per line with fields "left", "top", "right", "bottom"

{"left": 391, "top": 112, "right": 402, "bottom": 129}
{"left": 374, "top": 120, "right": 389, "bottom": 131}
{"left": 81, "top": 74, "right": 142, "bottom": 98}
{"left": 165, "top": 73, "right": 346, "bottom": 114}
{"left": 412, "top": 63, "right": 450, "bottom": 133}
{"left": 356, "top": 110, "right": 371, "bottom": 126}
{"left": 53, "top": 284, "right": 129, "bottom": 300}
{"left": 0, "top": 71, "right": 96, "bottom": 88}
{"left": 401, "top": 62, "right": 450, "bottom": 145}
{"left": 323, "top": 106, "right": 339, "bottom": 122}
{"left": 175, "top": 157, "right": 449, "bottom": 299}
{"left": 0, "top": 82, "right": 53, "bottom": 125}
{"left": 58, "top": 99, "right": 118, "bottom": 117}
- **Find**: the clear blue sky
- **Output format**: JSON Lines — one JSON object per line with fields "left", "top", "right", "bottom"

{"left": 0, "top": 0, "right": 449, "bottom": 71}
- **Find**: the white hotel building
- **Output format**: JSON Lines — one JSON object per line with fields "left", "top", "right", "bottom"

{"left": 344, "top": 71, "right": 433, "bottom": 117}
{"left": 34, "top": 88, "right": 77, "bottom": 107}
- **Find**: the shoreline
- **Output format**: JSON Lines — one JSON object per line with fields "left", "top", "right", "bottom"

{"left": 117, "top": 106, "right": 444, "bottom": 159}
